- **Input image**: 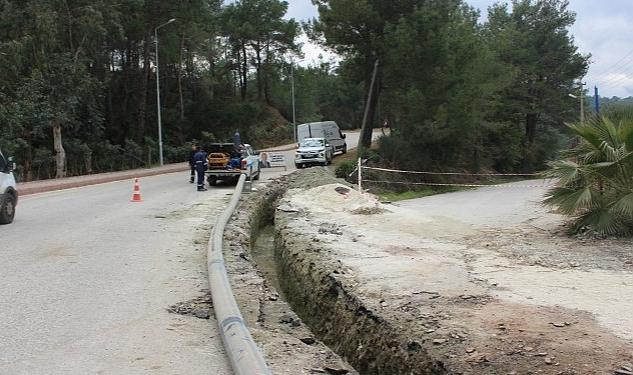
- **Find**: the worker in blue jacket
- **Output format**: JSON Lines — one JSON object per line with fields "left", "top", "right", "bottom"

{"left": 193, "top": 146, "right": 208, "bottom": 191}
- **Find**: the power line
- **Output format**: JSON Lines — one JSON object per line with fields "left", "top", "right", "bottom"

{"left": 590, "top": 47, "right": 633, "bottom": 76}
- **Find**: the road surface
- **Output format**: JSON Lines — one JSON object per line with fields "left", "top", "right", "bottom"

{"left": 0, "top": 174, "right": 234, "bottom": 374}
{"left": 0, "top": 130, "right": 370, "bottom": 374}
{"left": 396, "top": 179, "right": 558, "bottom": 228}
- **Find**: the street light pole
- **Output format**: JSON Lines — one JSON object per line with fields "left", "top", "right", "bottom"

{"left": 154, "top": 18, "right": 176, "bottom": 166}
{"left": 290, "top": 62, "right": 296, "bottom": 143}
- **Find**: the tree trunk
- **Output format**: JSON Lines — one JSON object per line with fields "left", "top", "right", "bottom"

{"left": 22, "top": 129, "right": 33, "bottom": 182}
{"left": 360, "top": 72, "right": 381, "bottom": 150}
{"left": 255, "top": 41, "right": 262, "bottom": 100}
{"left": 137, "top": 31, "right": 151, "bottom": 144}
{"left": 52, "top": 116, "right": 66, "bottom": 179}
{"left": 525, "top": 113, "right": 538, "bottom": 146}
{"left": 85, "top": 147, "right": 93, "bottom": 174}
{"left": 522, "top": 113, "right": 539, "bottom": 171}
{"left": 177, "top": 33, "right": 185, "bottom": 122}
{"left": 240, "top": 42, "right": 248, "bottom": 100}
{"left": 264, "top": 44, "right": 271, "bottom": 105}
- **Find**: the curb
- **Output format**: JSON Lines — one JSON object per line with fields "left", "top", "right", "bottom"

{"left": 18, "top": 163, "right": 189, "bottom": 196}
{"left": 207, "top": 174, "right": 272, "bottom": 375}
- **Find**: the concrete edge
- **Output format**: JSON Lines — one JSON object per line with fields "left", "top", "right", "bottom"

{"left": 207, "top": 174, "right": 272, "bottom": 375}
{"left": 18, "top": 163, "right": 189, "bottom": 196}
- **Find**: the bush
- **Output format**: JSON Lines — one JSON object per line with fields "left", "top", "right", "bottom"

{"left": 335, "top": 160, "right": 357, "bottom": 180}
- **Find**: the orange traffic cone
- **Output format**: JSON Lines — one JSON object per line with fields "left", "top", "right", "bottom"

{"left": 131, "top": 178, "right": 143, "bottom": 202}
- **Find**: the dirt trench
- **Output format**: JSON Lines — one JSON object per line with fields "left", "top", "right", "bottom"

{"left": 221, "top": 174, "right": 355, "bottom": 375}
{"left": 235, "top": 168, "right": 633, "bottom": 375}
{"left": 240, "top": 170, "right": 447, "bottom": 374}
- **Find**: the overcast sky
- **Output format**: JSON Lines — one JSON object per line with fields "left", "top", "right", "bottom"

{"left": 284, "top": 0, "right": 633, "bottom": 98}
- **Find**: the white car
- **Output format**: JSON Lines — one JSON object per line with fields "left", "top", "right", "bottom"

{"left": 0, "top": 149, "right": 17, "bottom": 224}
{"left": 295, "top": 138, "right": 334, "bottom": 168}
{"left": 297, "top": 121, "right": 347, "bottom": 154}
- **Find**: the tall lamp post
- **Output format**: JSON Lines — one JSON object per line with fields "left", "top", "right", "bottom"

{"left": 290, "top": 62, "right": 296, "bottom": 143}
{"left": 289, "top": 58, "right": 304, "bottom": 143}
{"left": 155, "top": 18, "right": 176, "bottom": 166}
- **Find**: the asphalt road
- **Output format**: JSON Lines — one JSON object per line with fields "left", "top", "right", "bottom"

{"left": 0, "top": 173, "right": 235, "bottom": 374}
{"left": 0, "top": 130, "right": 370, "bottom": 374}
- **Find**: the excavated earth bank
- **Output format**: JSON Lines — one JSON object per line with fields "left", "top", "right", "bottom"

{"left": 230, "top": 168, "right": 633, "bottom": 375}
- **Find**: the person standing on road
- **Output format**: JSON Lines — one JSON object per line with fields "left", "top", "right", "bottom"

{"left": 188, "top": 143, "right": 197, "bottom": 183}
{"left": 193, "top": 146, "right": 208, "bottom": 191}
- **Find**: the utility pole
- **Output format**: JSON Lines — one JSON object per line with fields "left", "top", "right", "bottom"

{"left": 580, "top": 82, "right": 586, "bottom": 125}
{"left": 154, "top": 18, "right": 176, "bottom": 166}
{"left": 569, "top": 82, "right": 586, "bottom": 125}
{"left": 358, "top": 59, "right": 379, "bottom": 154}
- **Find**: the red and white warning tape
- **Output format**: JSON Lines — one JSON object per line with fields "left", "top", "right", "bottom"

{"left": 362, "top": 180, "right": 555, "bottom": 189}
{"left": 361, "top": 166, "right": 540, "bottom": 177}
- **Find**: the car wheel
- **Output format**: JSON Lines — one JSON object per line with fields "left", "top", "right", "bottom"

{"left": 295, "top": 163, "right": 303, "bottom": 169}
{"left": 207, "top": 176, "right": 217, "bottom": 186}
{"left": 0, "top": 194, "right": 16, "bottom": 225}
{"left": 341, "top": 144, "right": 347, "bottom": 154}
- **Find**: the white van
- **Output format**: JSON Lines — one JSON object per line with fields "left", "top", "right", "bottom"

{"left": 297, "top": 121, "right": 347, "bottom": 155}
{"left": 0, "top": 149, "right": 17, "bottom": 224}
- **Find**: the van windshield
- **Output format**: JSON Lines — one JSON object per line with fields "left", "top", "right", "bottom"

{"left": 300, "top": 139, "right": 324, "bottom": 148}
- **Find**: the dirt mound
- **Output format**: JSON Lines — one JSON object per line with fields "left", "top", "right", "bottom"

{"left": 287, "top": 183, "right": 383, "bottom": 214}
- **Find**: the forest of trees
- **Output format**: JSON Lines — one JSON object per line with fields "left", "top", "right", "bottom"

{"left": 0, "top": 0, "right": 590, "bottom": 181}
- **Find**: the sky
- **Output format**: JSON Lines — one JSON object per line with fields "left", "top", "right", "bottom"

{"left": 283, "top": 0, "right": 633, "bottom": 98}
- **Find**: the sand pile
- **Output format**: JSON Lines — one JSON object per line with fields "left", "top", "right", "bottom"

{"left": 287, "top": 184, "right": 384, "bottom": 214}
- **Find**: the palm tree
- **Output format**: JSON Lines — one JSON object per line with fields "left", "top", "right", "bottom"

{"left": 544, "top": 107, "right": 633, "bottom": 236}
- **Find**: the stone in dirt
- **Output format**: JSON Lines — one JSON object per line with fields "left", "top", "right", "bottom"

{"left": 167, "top": 293, "right": 212, "bottom": 319}
{"left": 324, "top": 367, "right": 349, "bottom": 374}
{"left": 300, "top": 337, "right": 317, "bottom": 345}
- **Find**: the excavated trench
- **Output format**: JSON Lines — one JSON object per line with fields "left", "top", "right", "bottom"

{"left": 246, "top": 175, "right": 446, "bottom": 375}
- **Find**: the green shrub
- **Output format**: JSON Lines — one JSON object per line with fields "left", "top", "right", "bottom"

{"left": 335, "top": 160, "right": 357, "bottom": 179}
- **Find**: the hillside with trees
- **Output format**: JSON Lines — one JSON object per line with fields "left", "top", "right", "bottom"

{"left": 0, "top": 0, "right": 590, "bottom": 181}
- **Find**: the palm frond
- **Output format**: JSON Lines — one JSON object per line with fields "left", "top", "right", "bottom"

{"left": 596, "top": 117, "right": 621, "bottom": 150}
{"left": 568, "top": 123, "right": 602, "bottom": 151}
{"left": 544, "top": 159, "right": 579, "bottom": 184}
{"left": 577, "top": 208, "right": 627, "bottom": 236}
{"left": 544, "top": 186, "right": 596, "bottom": 215}
{"left": 610, "top": 192, "right": 633, "bottom": 218}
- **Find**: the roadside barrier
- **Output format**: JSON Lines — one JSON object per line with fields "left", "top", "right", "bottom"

{"left": 207, "top": 173, "right": 271, "bottom": 375}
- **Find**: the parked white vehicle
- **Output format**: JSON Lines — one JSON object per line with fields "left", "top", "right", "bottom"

{"left": 295, "top": 138, "right": 334, "bottom": 168}
{"left": 0, "top": 149, "right": 17, "bottom": 224}
{"left": 297, "top": 121, "right": 347, "bottom": 155}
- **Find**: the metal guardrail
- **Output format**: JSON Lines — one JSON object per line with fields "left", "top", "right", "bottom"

{"left": 207, "top": 173, "right": 272, "bottom": 375}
